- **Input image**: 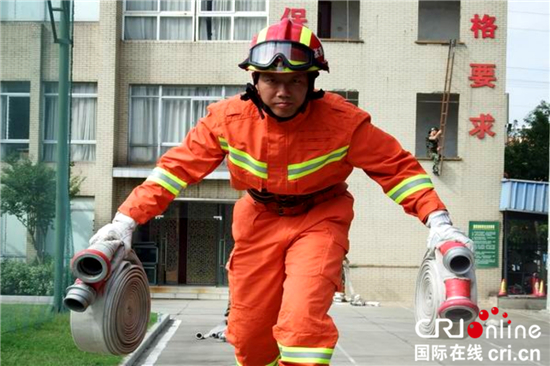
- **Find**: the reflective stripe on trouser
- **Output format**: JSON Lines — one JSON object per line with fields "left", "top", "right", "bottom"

{"left": 226, "top": 192, "right": 353, "bottom": 366}
{"left": 279, "top": 344, "right": 333, "bottom": 365}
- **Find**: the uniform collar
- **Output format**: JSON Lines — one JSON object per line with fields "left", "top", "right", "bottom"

{"left": 264, "top": 100, "right": 312, "bottom": 130}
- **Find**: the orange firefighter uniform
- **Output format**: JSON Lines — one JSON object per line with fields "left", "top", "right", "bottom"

{"left": 119, "top": 91, "right": 446, "bottom": 366}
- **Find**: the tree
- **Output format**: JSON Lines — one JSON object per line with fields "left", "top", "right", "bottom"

{"left": 505, "top": 101, "right": 549, "bottom": 181}
{"left": 0, "top": 157, "right": 84, "bottom": 263}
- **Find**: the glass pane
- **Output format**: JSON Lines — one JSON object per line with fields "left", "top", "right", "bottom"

{"left": 234, "top": 17, "right": 266, "bottom": 40}
{"left": 235, "top": 0, "right": 265, "bottom": 12}
{"left": 201, "top": 0, "right": 232, "bottom": 12}
{"left": 192, "top": 99, "right": 218, "bottom": 124}
{"left": 125, "top": 17, "right": 157, "bottom": 40}
{"left": 195, "top": 86, "right": 222, "bottom": 96}
{"left": 1, "top": 143, "right": 29, "bottom": 159}
{"left": 162, "top": 86, "right": 195, "bottom": 96}
{"left": 130, "top": 97, "right": 158, "bottom": 163}
{"left": 224, "top": 86, "right": 243, "bottom": 97}
{"left": 74, "top": 0, "right": 100, "bottom": 21}
{"left": 161, "top": 99, "right": 191, "bottom": 143}
{"left": 126, "top": 0, "right": 157, "bottom": 11}
{"left": 43, "top": 143, "right": 56, "bottom": 162}
{"left": 161, "top": 0, "right": 192, "bottom": 12}
{"left": 131, "top": 86, "right": 160, "bottom": 96}
{"left": 72, "top": 83, "right": 97, "bottom": 94}
{"left": 71, "top": 98, "right": 96, "bottom": 141}
{"left": 45, "top": 82, "right": 58, "bottom": 94}
{"left": 0, "top": 95, "right": 6, "bottom": 139}
{"left": 44, "top": 96, "right": 58, "bottom": 140}
{"left": 8, "top": 97, "right": 30, "bottom": 139}
{"left": 71, "top": 144, "right": 95, "bottom": 162}
{"left": 160, "top": 17, "right": 193, "bottom": 40}
{"left": 198, "top": 17, "right": 230, "bottom": 40}
{"left": 1, "top": 81, "right": 30, "bottom": 93}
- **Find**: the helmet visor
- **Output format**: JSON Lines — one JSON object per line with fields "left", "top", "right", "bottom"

{"left": 249, "top": 41, "right": 313, "bottom": 70}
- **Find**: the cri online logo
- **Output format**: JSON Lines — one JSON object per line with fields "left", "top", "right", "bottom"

{"left": 416, "top": 306, "right": 542, "bottom": 339}
{"left": 467, "top": 307, "right": 510, "bottom": 338}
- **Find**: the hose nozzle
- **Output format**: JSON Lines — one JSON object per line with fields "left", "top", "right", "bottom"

{"left": 64, "top": 281, "right": 97, "bottom": 312}
{"left": 438, "top": 278, "right": 479, "bottom": 322}
{"left": 439, "top": 241, "right": 474, "bottom": 275}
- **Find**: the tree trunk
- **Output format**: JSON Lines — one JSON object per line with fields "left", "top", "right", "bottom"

{"left": 26, "top": 231, "right": 38, "bottom": 264}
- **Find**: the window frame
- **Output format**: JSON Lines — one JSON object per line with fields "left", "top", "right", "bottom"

{"left": 415, "top": 93, "right": 460, "bottom": 159}
{"left": 123, "top": 0, "right": 195, "bottom": 41}
{"left": 122, "top": 0, "right": 268, "bottom": 41}
{"left": 0, "top": 0, "right": 100, "bottom": 22}
{"left": 42, "top": 82, "right": 98, "bottom": 162}
{"left": 417, "top": 0, "right": 461, "bottom": 43}
{"left": 330, "top": 90, "right": 359, "bottom": 106}
{"left": 128, "top": 85, "right": 241, "bottom": 164}
{"left": 317, "top": 0, "right": 361, "bottom": 41}
{"left": 0, "top": 83, "right": 31, "bottom": 157}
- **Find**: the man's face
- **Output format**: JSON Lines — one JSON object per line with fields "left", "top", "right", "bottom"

{"left": 256, "top": 72, "right": 309, "bottom": 118}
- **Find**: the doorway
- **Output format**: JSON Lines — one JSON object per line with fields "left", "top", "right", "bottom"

{"left": 133, "top": 201, "right": 235, "bottom": 286}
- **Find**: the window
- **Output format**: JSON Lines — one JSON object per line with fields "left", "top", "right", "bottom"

{"left": 43, "top": 83, "right": 97, "bottom": 162}
{"left": 123, "top": 0, "right": 267, "bottom": 41}
{"left": 418, "top": 1, "right": 460, "bottom": 42}
{"left": 0, "top": 0, "right": 99, "bottom": 22}
{"left": 415, "top": 93, "right": 459, "bottom": 158}
{"left": 331, "top": 90, "right": 359, "bottom": 106}
{"left": 1, "top": 212, "right": 27, "bottom": 259}
{"left": 317, "top": 0, "right": 360, "bottom": 40}
{"left": 129, "top": 85, "right": 242, "bottom": 163}
{"left": 0, "top": 82, "right": 30, "bottom": 160}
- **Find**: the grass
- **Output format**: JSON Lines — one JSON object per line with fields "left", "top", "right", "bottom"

{"left": 1, "top": 304, "right": 159, "bottom": 366}
{"left": 0, "top": 304, "right": 54, "bottom": 334}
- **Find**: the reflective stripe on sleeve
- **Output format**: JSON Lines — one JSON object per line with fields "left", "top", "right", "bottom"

{"left": 219, "top": 137, "right": 229, "bottom": 151}
{"left": 288, "top": 145, "right": 348, "bottom": 180}
{"left": 386, "top": 174, "right": 434, "bottom": 204}
{"left": 279, "top": 343, "right": 333, "bottom": 365}
{"left": 219, "top": 137, "right": 268, "bottom": 179}
{"left": 146, "top": 167, "right": 187, "bottom": 196}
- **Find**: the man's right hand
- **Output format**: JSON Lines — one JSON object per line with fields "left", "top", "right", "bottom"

{"left": 89, "top": 212, "right": 137, "bottom": 255}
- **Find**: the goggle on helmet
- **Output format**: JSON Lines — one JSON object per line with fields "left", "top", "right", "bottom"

{"left": 239, "top": 19, "right": 329, "bottom": 73}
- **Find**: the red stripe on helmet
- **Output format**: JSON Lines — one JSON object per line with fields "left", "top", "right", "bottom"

{"left": 265, "top": 22, "right": 280, "bottom": 42}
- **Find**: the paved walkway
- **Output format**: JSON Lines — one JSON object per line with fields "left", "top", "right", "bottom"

{"left": 135, "top": 299, "right": 550, "bottom": 366}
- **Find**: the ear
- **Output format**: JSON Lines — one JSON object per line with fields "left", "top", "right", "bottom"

{"left": 252, "top": 72, "right": 260, "bottom": 86}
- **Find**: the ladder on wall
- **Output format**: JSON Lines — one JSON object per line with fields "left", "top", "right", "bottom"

{"left": 436, "top": 39, "right": 457, "bottom": 175}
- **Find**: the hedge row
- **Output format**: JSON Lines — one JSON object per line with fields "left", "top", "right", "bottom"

{"left": 1, "top": 259, "right": 54, "bottom": 296}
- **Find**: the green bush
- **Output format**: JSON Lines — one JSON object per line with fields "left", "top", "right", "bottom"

{"left": 1, "top": 259, "right": 54, "bottom": 296}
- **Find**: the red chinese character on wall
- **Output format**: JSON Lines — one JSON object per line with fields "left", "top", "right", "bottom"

{"left": 281, "top": 8, "right": 308, "bottom": 25}
{"left": 469, "top": 114, "right": 496, "bottom": 139}
{"left": 469, "top": 63, "right": 496, "bottom": 88}
{"left": 470, "top": 14, "right": 497, "bottom": 39}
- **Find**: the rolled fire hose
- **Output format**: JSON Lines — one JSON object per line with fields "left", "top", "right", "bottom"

{"left": 64, "top": 240, "right": 151, "bottom": 355}
{"left": 415, "top": 241, "right": 478, "bottom": 337}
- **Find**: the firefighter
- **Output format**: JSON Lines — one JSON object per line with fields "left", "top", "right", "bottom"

{"left": 91, "top": 19, "right": 473, "bottom": 366}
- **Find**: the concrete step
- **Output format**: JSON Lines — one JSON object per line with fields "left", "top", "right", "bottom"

{"left": 150, "top": 285, "right": 229, "bottom": 300}
{"left": 498, "top": 295, "right": 547, "bottom": 310}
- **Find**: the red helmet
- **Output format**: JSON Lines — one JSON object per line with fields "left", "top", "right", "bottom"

{"left": 239, "top": 19, "right": 329, "bottom": 73}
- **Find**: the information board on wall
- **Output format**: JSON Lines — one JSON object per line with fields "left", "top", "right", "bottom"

{"left": 468, "top": 221, "right": 499, "bottom": 268}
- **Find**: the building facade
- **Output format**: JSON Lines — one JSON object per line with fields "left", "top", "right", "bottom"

{"left": 0, "top": 0, "right": 507, "bottom": 303}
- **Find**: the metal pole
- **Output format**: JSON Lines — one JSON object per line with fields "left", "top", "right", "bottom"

{"left": 53, "top": 0, "right": 71, "bottom": 312}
